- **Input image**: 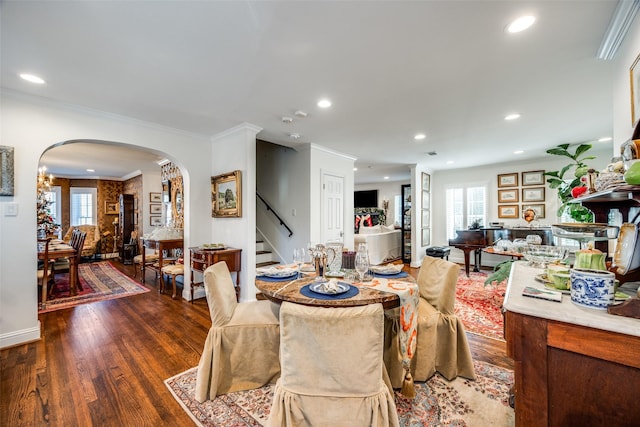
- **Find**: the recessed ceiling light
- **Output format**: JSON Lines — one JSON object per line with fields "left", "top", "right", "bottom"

{"left": 317, "top": 99, "right": 332, "bottom": 108}
{"left": 514, "top": 150, "right": 524, "bottom": 154}
{"left": 598, "top": 137, "right": 612, "bottom": 142}
{"left": 414, "top": 133, "right": 426, "bottom": 140}
{"left": 446, "top": 161, "right": 455, "bottom": 165}
{"left": 19, "top": 73, "right": 45, "bottom": 84}
{"left": 383, "top": 176, "right": 389, "bottom": 180}
{"left": 507, "top": 15, "right": 536, "bottom": 33}
{"left": 353, "top": 167, "right": 358, "bottom": 171}
{"left": 289, "top": 133, "right": 301, "bottom": 140}
{"left": 86, "top": 168, "right": 95, "bottom": 172}
{"left": 505, "top": 113, "right": 521, "bottom": 121}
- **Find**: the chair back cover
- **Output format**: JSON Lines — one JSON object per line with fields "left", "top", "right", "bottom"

{"left": 417, "top": 255, "right": 459, "bottom": 314}
{"left": 203, "top": 261, "right": 239, "bottom": 326}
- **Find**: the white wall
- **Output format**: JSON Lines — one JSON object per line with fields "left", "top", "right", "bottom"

{"left": 0, "top": 91, "right": 213, "bottom": 348}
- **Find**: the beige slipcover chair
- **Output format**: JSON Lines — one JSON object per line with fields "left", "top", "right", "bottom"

{"left": 268, "top": 302, "right": 399, "bottom": 427}
{"left": 384, "top": 255, "right": 476, "bottom": 387}
{"left": 195, "top": 261, "right": 281, "bottom": 402}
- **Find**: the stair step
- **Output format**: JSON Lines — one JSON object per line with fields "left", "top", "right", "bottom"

{"left": 257, "top": 261, "right": 279, "bottom": 268}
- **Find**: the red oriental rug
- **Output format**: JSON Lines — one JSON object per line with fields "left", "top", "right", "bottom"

{"left": 40, "top": 261, "right": 150, "bottom": 313}
{"left": 455, "top": 269, "right": 506, "bottom": 341}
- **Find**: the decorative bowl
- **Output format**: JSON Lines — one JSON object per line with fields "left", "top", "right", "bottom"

{"left": 551, "top": 223, "right": 619, "bottom": 242}
{"left": 570, "top": 268, "right": 616, "bottom": 310}
{"left": 522, "top": 245, "right": 569, "bottom": 268}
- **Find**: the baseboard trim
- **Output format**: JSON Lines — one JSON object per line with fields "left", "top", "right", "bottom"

{"left": 0, "top": 322, "right": 41, "bottom": 349}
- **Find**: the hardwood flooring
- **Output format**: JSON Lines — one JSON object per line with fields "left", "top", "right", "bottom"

{"left": 1, "top": 261, "right": 512, "bottom": 426}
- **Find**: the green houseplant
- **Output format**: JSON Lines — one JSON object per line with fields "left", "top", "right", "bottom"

{"left": 543, "top": 143, "right": 595, "bottom": 223}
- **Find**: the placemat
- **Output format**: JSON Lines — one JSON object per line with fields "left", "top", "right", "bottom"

{"left": 300, "top": 283, "right": 359, "bottom": 300}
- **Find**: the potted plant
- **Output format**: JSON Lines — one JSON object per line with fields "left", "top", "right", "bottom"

{"left": 543, "top": 143, "right": 595, "bottom": 223}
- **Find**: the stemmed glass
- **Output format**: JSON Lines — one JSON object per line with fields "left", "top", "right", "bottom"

{"left": 293, "top": 248, "right": 304, "bottom": 278}
{"left": 355, "top": 250, "right": 369, "bottom": 283}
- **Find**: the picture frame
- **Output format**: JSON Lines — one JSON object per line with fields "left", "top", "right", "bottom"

{"left": 150, "top": 204, "right": 162, "bottom": 214}
{"left": 422, "top": 172, "right": 430, "bottom": 191}
{"left": 522, "top": 187, "right": 545, "bottom": 202}
{"left": 212, "top": 170, "right": 242, "bottom": 218}
{"left": 497, "top": 173, "right": 518, "bottom": 188}
{"left": 631, "top": 52, "right": 640, "bottom": 126}
{"left": 422, "top": 227, "right": 430, "bottom": 247}
{"left": 104, "top": 201, "right": 119, "bottom": 215}
{"left": 150, "top": 192, "right": 162, "bottom": 203}
{"left": 498, "top": 189, "right": 519, "bottom": 203}
{"left": 498, "top": 204, "right": 519, "bottom": 219}
{"left": 150, "top": 216, "right": 162, "bottom": 226}
{"left": 522, "top": 204, "right": 545, "bottom": 219}
{"left": 521, "top": 170, "right": 545, "bottom": 186}
{"left": 0, "top": 145, "right": 15, "bottom": 196}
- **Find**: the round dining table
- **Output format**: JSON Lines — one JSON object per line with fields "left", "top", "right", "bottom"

{"left": 255, "top": 274, "right": 415, "bottom": 310}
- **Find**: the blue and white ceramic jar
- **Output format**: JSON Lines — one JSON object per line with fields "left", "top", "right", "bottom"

{"left": 569, "top": 268, "right": 616, "bottom": 310}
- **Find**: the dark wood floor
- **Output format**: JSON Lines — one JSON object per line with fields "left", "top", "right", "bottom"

{"left": 1, "top": 260, "right": 513, "bottom": 426}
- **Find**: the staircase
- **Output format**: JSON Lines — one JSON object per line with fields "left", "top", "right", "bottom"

{"left": 256, "top": 240, "right": 279, "bottom": 268}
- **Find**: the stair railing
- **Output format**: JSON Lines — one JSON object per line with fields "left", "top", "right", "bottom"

{"left": 256, "top": 192, "right": 293, "bottom": 237}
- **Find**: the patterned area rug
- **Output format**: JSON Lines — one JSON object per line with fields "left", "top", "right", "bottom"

{"left": 40, "top": 261, "right": 149, "bottom": 313}
{"left": 455, "top": 269, "right": 506, "bottom": 341}
{"left": 165, "top": 360, "right": 514, "bottom": 426}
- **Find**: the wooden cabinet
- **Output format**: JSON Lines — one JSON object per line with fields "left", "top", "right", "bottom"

{"left": 189, "top": 247, "right": 242, "bottom": 302}
{"left": 401, "top": 184, "right": 411, "bottom": 263}
{"left": 118, "top": 194, "right": 135, "bottom": 261}
{"left": 504, "top": 262, "right": 640, "bottom": 426}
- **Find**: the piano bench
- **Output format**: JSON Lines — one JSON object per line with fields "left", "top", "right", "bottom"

{"left": 426, "top": 246, "right": 451, "bottom": 260}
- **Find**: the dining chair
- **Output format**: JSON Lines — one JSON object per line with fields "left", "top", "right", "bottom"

{"left": 195, "top": 261, "right": 280, "bottom": 402}
{"left": 37, "top": 237, "right": 52, "bottom": 308}
{"left": 384, "top": 255, "right": 476, "bottom": 387}
{"left": 268, "top": 302, "right": 399, "bottom": 427}
{"left": 51, "top": 229, "right": 86, "bottom": 293}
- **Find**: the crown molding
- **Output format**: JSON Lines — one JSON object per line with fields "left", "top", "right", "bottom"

{"left": 597, "top": 0, "right": 640, "bottom": 60}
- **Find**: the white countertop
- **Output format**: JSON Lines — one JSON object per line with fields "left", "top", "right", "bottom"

{"left": 503, "top": 261, "right": 640, "bottom": 338}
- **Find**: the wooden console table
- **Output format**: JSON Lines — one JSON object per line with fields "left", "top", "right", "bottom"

{"left": 189, "top": 247, "right": 242, "bottom": 302}
{"left": 141, "top": 238, "right": 183, "bottom": 284}
{"left": 504, "top": 262, "right": 640, "bottom": 426}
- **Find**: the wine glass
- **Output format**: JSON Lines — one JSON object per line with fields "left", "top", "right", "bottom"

{"left": 293, "top": 248, "right": 303, "bottom": 278}
{"left": 355, "top": 251, "right": 369, "bottom": 283}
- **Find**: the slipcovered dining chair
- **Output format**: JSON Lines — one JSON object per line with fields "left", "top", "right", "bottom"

{"left": 195, "top": 261, "right": 280, "bottom": 402}
{"left": 384, "top": 255, "right": 476, "bottom": 387}
{"left": 268, "top": 302, "right": 399, "bottom": 427}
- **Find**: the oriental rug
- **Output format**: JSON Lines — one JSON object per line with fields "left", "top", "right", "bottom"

{"left": 455, "top": 269, "right": 506, "bottom": 341}
{"left": 165, "top": 360, "right": 514, "bottom": 426}
{"left": 39, "top": 261, "right": 150, "bottom": 313}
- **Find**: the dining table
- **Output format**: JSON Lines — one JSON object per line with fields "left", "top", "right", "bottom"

{"left": 255, "top": 268, "right": 420, "bottom": 397}
{"left": 38, "top": 239, "right": 78, "bottom": 308}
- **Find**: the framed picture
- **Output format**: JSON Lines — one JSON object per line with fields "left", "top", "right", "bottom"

{"left": 422, "top": 209, "right": 430, "bottom": 226}
{"left": 162, "top": 180, "right": 171, "bottom": 203}
{"left": 133, "top": 197, "right": 138, "bottom": 212}
{"left": 150, "top": 192, "right": 162, "bottom": 203}
{"left": 150, "top": 216, "right": 162, "bottom": 226}
{"left": 422, "top": 227, "right": 431, "bottom": 247}
{"left": 212, "top": 170, "right": 242, "bottom": 218}
{"left": 631, "top": 52, "right": 640, "bottom": 126}
{"left": 522, "top": 187, "right": 545, "bottom": 202}
{"left": 0, "top": 145, "right": 15, "bottom": 196}
{"left": 150, "top": 204, "right": 162, "bottom": 214}
{"left": 498, "top": 189, "right": 519, "bottom": 203}
{"left": 497, "top": 173, "right": 518, "bottom": 188}
{"left": 134, "top": 213, "right": 138, "bottom": 225}
{"left": 498, "top": 204, "right": 519, "bottom": 219}
{"left": 521, "top": 170, "right": 545, "bottom": 186}
{"left": 422, "top": 190, "right": 430, "bottom": 207}
{"left": 522, "top": 204, "right": 545, "bottom": 219}
{"left": 422, "top": 172, "right": 430, "bottom": 191}
{"left": 104, "top": 201, "right": 119, "bottom": 215}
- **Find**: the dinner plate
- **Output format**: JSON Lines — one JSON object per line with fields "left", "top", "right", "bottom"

{"left": 309, "top": 281, "right": 350, "bottom": 295}
{"left": 262, "top": 272, "right": 298, "bottom": 279}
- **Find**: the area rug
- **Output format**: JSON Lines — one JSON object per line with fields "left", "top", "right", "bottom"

{"left": 455, "top": 269, "right": 506, "bottom": 341}
{"left": 40, "top": 261, "right": 150, "bottom": 313}
{"left": 165, "top": 360, "right": 514, "bottom": 426}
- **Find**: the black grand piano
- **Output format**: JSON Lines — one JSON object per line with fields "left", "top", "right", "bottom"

{"left": 448, "top": 227, "right": 554, "bottom": 276}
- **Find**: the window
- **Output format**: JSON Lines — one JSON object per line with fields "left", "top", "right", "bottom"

{"left": 445, "top": 185, "right": 487, "bottom": 240}
{"left": 70, "top": 187, "right": 97, "bottom": 226}
{"left": 394, "top": 195, "right": 402, "bottom": 226}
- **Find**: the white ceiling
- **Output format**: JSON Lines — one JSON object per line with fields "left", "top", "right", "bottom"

{"left": 2, "top": 1, "right": 619, "bottom": 183}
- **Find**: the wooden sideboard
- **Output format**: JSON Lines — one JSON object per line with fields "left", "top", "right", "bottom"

{"left": 189, "top": 247, "right": 242, "bottom": 302}
{"left": 504, "top": 262, "right": 640, "bottom": 426}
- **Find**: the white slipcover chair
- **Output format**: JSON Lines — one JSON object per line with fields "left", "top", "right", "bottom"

{"left": 384, "top": 255, "right": 476, "bottom": 387}
{"left": 268, "top": 302, "right": 399, "bottom": 427}
{"left": 195, "top": 261, "right": 280, "bottom": 402}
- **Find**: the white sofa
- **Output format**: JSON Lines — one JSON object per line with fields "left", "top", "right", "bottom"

{"left": 354, "top": 224, "right": 402, "bottom": 265}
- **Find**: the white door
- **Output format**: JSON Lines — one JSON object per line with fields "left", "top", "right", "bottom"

{"left": 321, "top": 172, "right": 344, "bottom": 242}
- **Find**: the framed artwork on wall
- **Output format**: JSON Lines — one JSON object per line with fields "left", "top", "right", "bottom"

{"left": 498, "top": 189, "right": 519, "bottom": 203}
{"left": 521, "top": 170, "right": 545, "bottom": 186}
{"left": 497, "top": 173, "right": 518, "bottom": 188}
{"left": 212, "top": 170, "right": 242, "bottom": 218}
{"left": 150, "top": 192, "right": 162, "bottom": 203}
{"left": 498, "top": 204, "right": 519, "bottom": 219}
{"left": 150, "top": 204, "right": 162, "bottom": 214}
{"left": 150, "top": 216, "right": 162, "bottom": 226}
{"left": 522, "top": 187, "right": 545, "bottom": 202}
{"left": 104, "top": 201, "right": 119, "bottom": 215}
{"left": 421, "top": 172, "right": 430, "bottom": 247}
{"left": 522, "top": 204, "right": 545, "bottom": 219}
{"left": 0, "top": 145, "right": 15, "bottom": 196}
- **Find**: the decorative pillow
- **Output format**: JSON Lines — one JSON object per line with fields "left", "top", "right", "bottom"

{"left": 359, "top": 224, "right": 382, "bottom": 235}
{"left": 382, "top": 225, "right": 396, "bottom": 233}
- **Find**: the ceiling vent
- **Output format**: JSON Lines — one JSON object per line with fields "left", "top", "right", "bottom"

{"left": 427, "top": 151, "right": 438, "bottom": 156}
{"left": 282, "top": 116, "right": 293, "bottom": 124}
